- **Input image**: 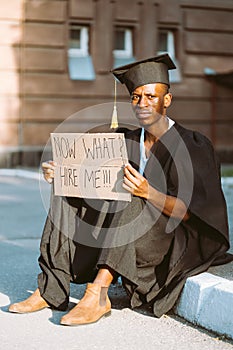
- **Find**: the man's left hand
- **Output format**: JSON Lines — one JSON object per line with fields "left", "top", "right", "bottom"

{"left": 123, "top": 164, "right": 149, "bottom": 199}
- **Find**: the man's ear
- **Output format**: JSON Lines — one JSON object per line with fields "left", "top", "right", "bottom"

{"left": 164, "top": 93, "right": 172, "bottom": 108}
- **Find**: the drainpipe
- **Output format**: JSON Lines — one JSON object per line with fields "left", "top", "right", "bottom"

{"left": 204, "top": 68, "right": 217, "bottom": 148}
{"left": 210, "top": 80, "right": 217, "bottom": 147}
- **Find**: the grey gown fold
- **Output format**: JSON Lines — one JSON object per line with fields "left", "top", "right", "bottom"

{"left": 38, "top": 190, "right": 111, "bottom": 310}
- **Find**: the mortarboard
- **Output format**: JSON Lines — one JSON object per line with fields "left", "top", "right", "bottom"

{"left": 111, "top": 53, "right": 176, "bottom": 94}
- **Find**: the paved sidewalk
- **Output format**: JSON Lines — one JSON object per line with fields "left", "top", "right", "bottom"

{"left": 0, "top": 169, "right": 233, "bottom": 350}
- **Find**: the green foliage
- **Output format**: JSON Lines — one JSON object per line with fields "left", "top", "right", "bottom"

{"left": 221, "top": 165, "right": 233, "bottom": 177}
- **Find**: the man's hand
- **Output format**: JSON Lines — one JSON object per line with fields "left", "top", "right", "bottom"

{"left": 123, "top": 163, "right": 149, "bottom": 199}
{"left": 41, "top": 161, "right": 56, "bottom": 184}
{"left": 123, "top": 163, "right": 189, "bottom": 221}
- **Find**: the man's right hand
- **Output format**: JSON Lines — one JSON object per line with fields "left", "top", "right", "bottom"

{"left": 41, "top": 161, "right": 56, "bottom": 184}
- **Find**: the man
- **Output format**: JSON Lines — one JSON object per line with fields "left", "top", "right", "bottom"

{"left": 9, "top": 54, "right": 232, "bottom": 326}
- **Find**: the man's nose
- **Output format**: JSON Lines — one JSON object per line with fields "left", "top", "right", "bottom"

{"left": 138, "top": 95, "right": 148, "bottom": 107}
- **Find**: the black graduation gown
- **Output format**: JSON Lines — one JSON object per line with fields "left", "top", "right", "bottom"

{"left": 97, "top": 123, "right": 232, "bottom": 316}
{"left": 38, "top": 123, "right": 232, "bottom": 315}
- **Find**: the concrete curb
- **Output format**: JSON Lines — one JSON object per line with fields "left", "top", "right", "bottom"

{"left": 1, "top": 168, "right": 233, "bottom": 340}
{"left": 1, "top": 168, "right": 233, "bottom": 186}
{"left": 176, "top": 273, "right": 233, "bottom": 340}
{"left": 0, "top": 168, "right": 40, "bottom": 180}
{"left": 222, "top": 177, "right": 233, "bottom": 186}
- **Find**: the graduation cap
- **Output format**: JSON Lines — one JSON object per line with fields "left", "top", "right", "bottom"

{"left": 111, "top": 53, "right": 176, "bottom": 94}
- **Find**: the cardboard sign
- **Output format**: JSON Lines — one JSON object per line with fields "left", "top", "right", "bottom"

{"left": 51, "top": 133, "right": 131, "bottom": 201}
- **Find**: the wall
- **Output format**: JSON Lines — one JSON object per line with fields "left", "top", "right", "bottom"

{"left": 0, "top": 0, "right": 23, "bottom": 165}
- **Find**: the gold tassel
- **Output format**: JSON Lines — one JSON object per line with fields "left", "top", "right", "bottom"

{"left": 110, "top": 80, "right": 119, "bottom": 129}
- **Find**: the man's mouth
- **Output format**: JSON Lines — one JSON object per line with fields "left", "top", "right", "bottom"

{"left": 136, "top": 110, "right": 151, "bottom": 119}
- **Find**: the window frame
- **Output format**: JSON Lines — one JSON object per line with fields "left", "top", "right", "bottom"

{"left": 157, "top": 28, "right": 181, "bottom": 83}
{"left": 113, "top": 27, "right": 134, "bottom": 59}
{"left": 68, "top": 24, "right": 89, "bottom": 57}
{"left": 67, "top": 23, "right": 95, "bottom": 81}
{"left": 157, "top": 29, "right": 176, "bottom": 59}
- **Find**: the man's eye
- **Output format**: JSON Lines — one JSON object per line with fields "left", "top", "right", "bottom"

{"left": 131, "top": 95, "right": 139, "bottom": 101}
{"left": 148, "top": 95, "right": 159, "bottom": 102}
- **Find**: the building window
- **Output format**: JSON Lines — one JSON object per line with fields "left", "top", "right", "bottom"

{"left": 113, "top": 27, "right": 135, "bottom": 68}
{"left": 158, "top": 29, "right": 181, "bottom": 83}
{"left": 158, "top": 30, "right": 175, "bottom": 58}
{"left": 69, "top": 25, "right": 89, "bottom": 56}
{"left": 68, "top": 24, "right": 95, "bottom": 81}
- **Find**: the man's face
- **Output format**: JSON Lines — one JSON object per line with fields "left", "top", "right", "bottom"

{"left": 131, "top": 83, "right": 171, "bottom": 127}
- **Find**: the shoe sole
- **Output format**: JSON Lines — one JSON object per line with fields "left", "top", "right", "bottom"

{"left": 60, "top": 310, "right": 112, "bottom": 326}
{"left": 8, "top": 306, "right": 49, "bottom": 314}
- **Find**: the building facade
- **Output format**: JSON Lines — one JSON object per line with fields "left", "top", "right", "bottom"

{"left": 0, "top": 0, "right": 233, "bottom": 166}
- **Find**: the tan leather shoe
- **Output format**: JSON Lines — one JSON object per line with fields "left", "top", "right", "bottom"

{"left": 8, "top": 288, "right": 48, "bottom": 314}
{"left": 60, "top": 283, "right": 111, "bottom": 326}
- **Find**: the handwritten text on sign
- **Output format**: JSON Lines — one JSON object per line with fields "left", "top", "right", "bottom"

{"left": 51, "top": 133, "right": 131, "bottom": 201}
